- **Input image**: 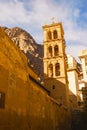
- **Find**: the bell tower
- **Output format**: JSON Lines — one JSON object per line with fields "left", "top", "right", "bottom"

{"left": 43, "top": 22, "right": 69, "bottom": 106}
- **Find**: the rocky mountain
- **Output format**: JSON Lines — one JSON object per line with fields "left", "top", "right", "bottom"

{"left": 2, "top": 27, "right": 44, "bottom": 81}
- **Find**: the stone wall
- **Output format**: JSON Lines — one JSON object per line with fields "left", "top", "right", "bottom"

{"left": 0, "top": 66, "right": 70, "bottom": 130}
{"left": 27, "top": 76, "right": 70, "bottom": 130}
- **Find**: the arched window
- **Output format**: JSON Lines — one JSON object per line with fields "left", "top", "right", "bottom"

{"left": 48, "top": 64, "right": 53, "bottom": 77}
{"left": 47, "top": 31, "right": 52, "bottom": 40}
{"left": 54, "top": 45, "right": 59, "bottom": 56}
{"left": 52, "top": 85, "right": 55, "bottom": 89}
{"left": 55, "top": 63, "right": 60, "bottom": 76}
{"left": 53, "top": 30, "right": 58, "bottom": 39}
{"left": 48, "top": 46, "right": 52, "bottom": 57}
{"left": 0, "top": 92, "right": 5, "bottom": 108}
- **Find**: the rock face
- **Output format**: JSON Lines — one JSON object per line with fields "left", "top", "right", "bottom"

{"left": 2, "top": 27, "right": 44, "bottom": 81}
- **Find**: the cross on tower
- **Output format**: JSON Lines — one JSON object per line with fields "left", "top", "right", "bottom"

{"left": 51, "top": 17, "right": 55, "bottom": 23}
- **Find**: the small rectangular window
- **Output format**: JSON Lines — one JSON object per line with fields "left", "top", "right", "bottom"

{"left": 0, "top": 92, "right": 5, "bottom": 108}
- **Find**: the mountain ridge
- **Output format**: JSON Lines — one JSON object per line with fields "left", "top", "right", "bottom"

{"left": 2, "top": 26, "right": 44, "bottom": 81}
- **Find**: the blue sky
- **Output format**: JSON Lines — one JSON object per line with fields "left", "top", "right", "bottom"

{"left": 0, "top": 0, "right": 87, "bottom": 62}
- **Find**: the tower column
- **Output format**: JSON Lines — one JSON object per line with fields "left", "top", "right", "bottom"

{"left": 44, "top": 45, "right": 47, "bottom": 58}
{"left": 52, "top": 45, "right": 54, "bottom": 57}
{"left": 43, "top": 30, "right": 47, "bottom": 41}
{"left": 52, "top": 31, "right": 54, "bottom": 40}
{"left": 53, "top": 62, "right": 55, "bottom": 77}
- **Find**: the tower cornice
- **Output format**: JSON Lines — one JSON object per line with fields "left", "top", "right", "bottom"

{"left": 42, "top": 22, "right": 64, "bottom": 34}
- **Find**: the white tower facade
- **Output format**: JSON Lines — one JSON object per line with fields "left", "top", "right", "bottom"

{"left": 67, "top": 55, "right": 80, "bottom": 107}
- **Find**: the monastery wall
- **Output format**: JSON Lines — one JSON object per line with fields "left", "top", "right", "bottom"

{"left": 0, "top": 63, "right": 70, "bottom": 130}
{"left": 0, "top": 28, "right": 71, "bottom": 130}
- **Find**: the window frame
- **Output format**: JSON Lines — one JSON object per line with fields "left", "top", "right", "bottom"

{"left": 55, "top": 63, "right": 60, "bottom": 76}
{"left": 53, "top": 30, "right": 58, "bottom": 39}
{"left": 54, "top": 45, "right": 59, "bottom": 56}
{"left": 0, "top": 92, "right": 5, "bottom": 109}
{"left": 48, "top": 64, "right": 53, "bottom": 77}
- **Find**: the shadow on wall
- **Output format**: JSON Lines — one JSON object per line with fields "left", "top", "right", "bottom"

{"left": 69, "top": 89, "right": 81, "bottom": 110}
{"left": 44, "top": 73, "right": 78, "bottom": 108}
{"left": 0, "top": 108, "right": 68, "bottom": 130}
{"left": 26, "top": 44, "right": 44, "bottom": 82}
{"left": 43, "top": 73, "right": 68, "bottom": 106}
{"left": 0, "top": 110, "right": 28, "bottom": 130}
{"left": 0, "top": 66, "right": 69, "bottom": 130}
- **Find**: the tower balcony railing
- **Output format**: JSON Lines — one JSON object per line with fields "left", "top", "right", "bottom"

{"left": 67, "top": 63, "right": 77, "bottom": 69}
{"left": 67, "top": 63, "right": 81, "bottom": 73}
